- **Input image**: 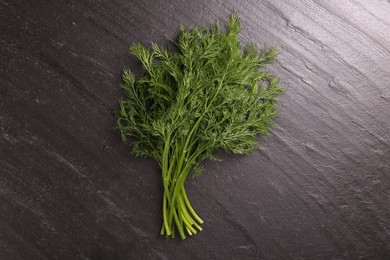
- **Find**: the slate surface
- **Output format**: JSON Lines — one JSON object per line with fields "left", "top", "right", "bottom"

{"left": 1, "top": 0, "right": 390, "bottom": 259}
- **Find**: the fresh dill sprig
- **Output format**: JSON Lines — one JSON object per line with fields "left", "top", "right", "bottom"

{"left": 116, "top": 11, "right": 283, "bottom": 239}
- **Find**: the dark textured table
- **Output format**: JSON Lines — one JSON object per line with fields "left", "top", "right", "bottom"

{"left": 1, "top": 0, "right": 390, "bottom": 259}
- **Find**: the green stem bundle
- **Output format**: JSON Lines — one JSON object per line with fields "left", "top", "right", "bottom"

{"left": 160, "top": 139, "right": 204, "bottom": 239}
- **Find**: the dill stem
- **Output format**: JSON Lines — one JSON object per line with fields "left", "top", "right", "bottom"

{"left": 161, "top": 135, "right": 172, "bottom": 235}
{"left": 182, "top": 187, "right": 203, "bottom": 224}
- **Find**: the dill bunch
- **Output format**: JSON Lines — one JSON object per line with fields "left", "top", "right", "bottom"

{"left": 116, "top": 12, "right": 282, "bottom": 239}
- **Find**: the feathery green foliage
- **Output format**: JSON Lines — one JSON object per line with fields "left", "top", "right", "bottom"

{"left": 116, "top": 12, "right": 282, "bottom": 239}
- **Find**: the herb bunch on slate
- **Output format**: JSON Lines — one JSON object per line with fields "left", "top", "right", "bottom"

{"left": 116, "top": 12, "right": 282, "bottom": 239}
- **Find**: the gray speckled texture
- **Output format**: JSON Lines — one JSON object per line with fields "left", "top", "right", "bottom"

{"left": 1, "top": 0, "right": 389, "bottom": 259}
